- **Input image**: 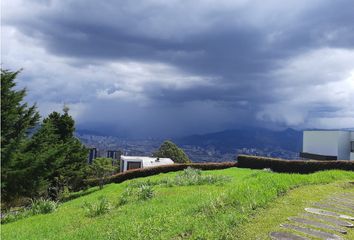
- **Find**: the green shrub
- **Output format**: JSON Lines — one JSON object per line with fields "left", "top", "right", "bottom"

{"left": 82, "top": 197, "right": 111, "bottom": 217}
{"left": 1, "top": 198, "right": 58, "bottom": 224}
{"left": 1, "top": 213, "right": 17, "bottom": 224}
{"left": 30, "top": 198, "right": 58, "bottom": 215}
{"left": 1, "top": 210, "right": 31, "bottom": 224}
{"left": 58, "top": 186, "right": 71, "bottom": 201}
{"left": 128, "top": 179, "right": 158, "bottom": 188}
{"left": 199, "top": 194, "right": 228, "bottom": 216}
{"left": 117, "top": 188, "right": 133, "bottom": 206}
{"left": 137, "top": 184, "right": 154, "bottom": 200}
{"left": 181, "top": 167, "right": 202, "bottom": 177}
{"left": 117, "top": 184, "right": 154, "bottom": 206}
{"left": 237, "top": 155, "right": 354, "bottom": 173}
{"left": 174, "top": 167, "right": 202, "bottom": 185}
{"left": 172, "top": 167, "right": 230, "bottom": 186}
{"left": 89, "top": 157, "right": 117, "bottom": 189}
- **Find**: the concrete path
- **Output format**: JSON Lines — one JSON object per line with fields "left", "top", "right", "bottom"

{"left": 270, "top": 193, "right": 354, "bottom": 240}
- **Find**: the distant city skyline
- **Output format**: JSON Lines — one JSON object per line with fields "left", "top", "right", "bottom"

{"left": 76, "top": 127, "right": 302, "bottom": 162}
{"left": 3, "top": 0, "right": 354, "bottom": 138}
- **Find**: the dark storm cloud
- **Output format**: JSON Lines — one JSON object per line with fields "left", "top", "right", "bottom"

{"left": 10, "top": 0, "right": 354, "bottom": 63}
{"left": 3, "top": 0, "right": 354, "bottom": 136}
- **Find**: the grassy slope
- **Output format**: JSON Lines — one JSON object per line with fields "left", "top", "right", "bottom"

{"left": 1, "top": 168, "right": 354, "bottom": 240}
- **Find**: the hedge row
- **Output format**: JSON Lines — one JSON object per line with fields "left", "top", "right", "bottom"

{"left": 237, "top": 155, "right": 354, "bottom": 173}
{"left": 86, "top": 162, "right": 238, "bottom": 187}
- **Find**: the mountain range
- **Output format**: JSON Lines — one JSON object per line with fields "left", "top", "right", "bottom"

{"left": 77, "top": 127, "right": 303, "bottom": 161}
{"left": 175, "top": 128, "right": 303, "bottom": 153}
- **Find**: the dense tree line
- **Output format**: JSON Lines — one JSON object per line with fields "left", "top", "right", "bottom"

{"left": 1, "top": 69, "right": 89, "bottom": 207}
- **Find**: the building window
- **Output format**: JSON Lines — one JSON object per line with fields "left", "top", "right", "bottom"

{"left": 351, "top": 141, "right": 354, "bottom": 152}
{"left": 127, "top": 162, "right": 142, "bottom": 170}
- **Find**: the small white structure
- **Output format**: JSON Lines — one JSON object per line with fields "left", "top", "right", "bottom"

{"left": 301, "top": 130, "right": 354, "bottom": 160}
{"left": 120, "top": 156, "right": 174, "bottom": 172}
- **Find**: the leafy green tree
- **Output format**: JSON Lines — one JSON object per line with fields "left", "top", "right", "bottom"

{"left": 1, "top": 69, "right": 40, "bottom": 202}
{"left": 89, "top": 158, "right": 117, "bottom": 189}
{"left": 154, "top": 140, "right": 191, "bottom": 163}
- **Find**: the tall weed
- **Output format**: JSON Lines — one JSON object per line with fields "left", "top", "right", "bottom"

{"left": 82, "top": 196, "right": 111, "bottom": 217}
{"left": 1, "top": 198, "right": 58, "bottom": 224}
{"left": 30, "top": 198, "right": 58, "bottom": 214}
{"left": 137, "top": 184, "right": 154, "bottom": 200}
{"left": 169, "top": 167, "right": 230, "bottom": 186}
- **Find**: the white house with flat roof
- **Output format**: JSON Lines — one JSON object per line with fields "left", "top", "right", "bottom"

{"left": 300, "top": 130, "right": 354, "bottom": 160}
{"left": 120, "top": 156, "right": 174, "bottom": 172}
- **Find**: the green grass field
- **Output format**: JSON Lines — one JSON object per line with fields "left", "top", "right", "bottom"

{"left": 2, "top": 168, "right": 354, "bottom": 240}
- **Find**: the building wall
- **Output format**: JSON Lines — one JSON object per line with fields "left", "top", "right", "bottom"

{"left": 88, "top": 148, "right": 97, "bottom": 164}
{"left": 337, "top": 131, "right": 351, "bottom": 160}
{"left": 120, "top": 156, "right": 174, "bottom": 172}
{"left": 351, "top": 132, "right": 354, "bottom": 160}
{"left": 303, "top": 131, "right": 339, "bottom": 157}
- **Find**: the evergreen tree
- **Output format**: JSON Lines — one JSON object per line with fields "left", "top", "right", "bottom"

{"left": 18, "top": 121, "right": 64, "bottom": 199}
{"left": 28, "top": 109, "right": 89, "bottom": 200}
{"left": 1, "top": 69, "right": 89, "bottom": 205}
{"left": 154, "top": 140, "right": 191, "bottom": 163}
{"left": 1, "top": 69, "right": 40, "bottom": 202}
{"left": 43, "top": 108, "right": 74, "bottom": 141}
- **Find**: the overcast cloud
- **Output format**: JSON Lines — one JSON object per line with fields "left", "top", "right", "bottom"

{"left": 2, "top": 0, "right": 354, "bottom": 137}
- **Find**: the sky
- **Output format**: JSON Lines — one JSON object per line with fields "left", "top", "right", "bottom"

{"left": 2, "top": 0, "right": 354, "bottom": 138}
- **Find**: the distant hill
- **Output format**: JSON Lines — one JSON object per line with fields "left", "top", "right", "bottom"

{"left": 75, "top": 127, "right": 303, "bottom": 161}
{"left": 175, "top": 128, "right": 303, "bottom": 153}
{"left": 76, "top": 129, "right": 108, "bottom": 136}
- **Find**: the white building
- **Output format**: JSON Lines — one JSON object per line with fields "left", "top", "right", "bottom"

{"left": 120, "top": 156, "right": 174, "bottom": 172}
{"left": 301, "top": 130, "right": 354, "bottom": 160}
